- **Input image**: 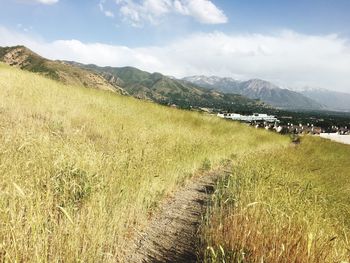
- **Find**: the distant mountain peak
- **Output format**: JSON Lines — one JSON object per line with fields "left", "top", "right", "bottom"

{"left": 298, "top": 87, "right": 350, "bottom": 111}
{"left": 243, "top": 79, "right": 280, "bottom": 91}
{"left": 184, "top": 75, "right": 324, "bottom": 110}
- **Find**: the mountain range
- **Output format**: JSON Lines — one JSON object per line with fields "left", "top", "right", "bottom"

{"left": 66, "top": 62, "right": 269, "bottom": 111}
{"left": 183, "top": 76, "right": 325, "bottom": 110}
{"left": 298, "top": 87, "right": 350, "bottom": 112}
{"left": 1, "top": 45, "right": 349, "bottom": 113}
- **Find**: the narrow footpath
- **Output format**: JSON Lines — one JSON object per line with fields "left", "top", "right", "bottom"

{"left": 123, "top": 163, "right": 231, "bottom": 263}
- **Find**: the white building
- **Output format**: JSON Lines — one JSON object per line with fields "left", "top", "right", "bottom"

{"left": 217, "top": 113, "right": 279, "bottom": 123}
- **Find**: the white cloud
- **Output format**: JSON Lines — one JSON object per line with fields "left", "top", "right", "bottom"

{"left": 0, "top": 26, "right": 350, "bottom": 93}
{"left": 16, "top": 24, "right": 33, "bottom": 32}
{"left": 39, "top": 0, "right": 58, "bottom": 3}
{"left": 33, "top": 0, "right": 59, "bottom": 4}
{"left": 99, "top": 0, "right": 115, "bottom": 18}
{"left": 115, "top": 0, "right": 227, "bottom": 26}
{"left": 104, "top": 10, "right": 115, "bottom": 17}
{"left": 178, "top": 0, "right": 228, "bottom": 24}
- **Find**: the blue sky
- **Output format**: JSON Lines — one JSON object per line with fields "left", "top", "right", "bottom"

{"left": 1, "top": 0, "right": 350, "bottom": 45}
{"left": 1, "top": 0, "right": 350, "bottom": 92}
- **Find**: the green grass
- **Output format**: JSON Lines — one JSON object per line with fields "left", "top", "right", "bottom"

{"left": 202, "top": 137, "right": 350, "bottom": 262}
{"left": 0, "top": 63, "right": 288, "bottom": 262}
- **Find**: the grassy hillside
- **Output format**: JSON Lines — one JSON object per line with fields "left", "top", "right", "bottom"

{"left": 0, "top": 64, "right": 288, "bottom": 262}
{"left": 202, "top": 137, "right": 350, "bottom": 262}
{"left": 69, "top": 62, "right": 269, "bottom": 112}
{"left": 0, "top": 46, "right": 124, "bottom": 93}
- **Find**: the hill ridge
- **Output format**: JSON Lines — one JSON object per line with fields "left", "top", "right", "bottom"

{"left": 66, "top": 61, "right": 269, "bottom": 112}
{"left": 0, "top": 45, "right": 125, "bottom": 93}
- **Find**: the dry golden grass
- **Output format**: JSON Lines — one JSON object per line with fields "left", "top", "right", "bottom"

{"left": 203, "top": 137, "right": 350, "bottom": 263}
{"left": 0, "top": 64, "right": 288, "bottom": 262}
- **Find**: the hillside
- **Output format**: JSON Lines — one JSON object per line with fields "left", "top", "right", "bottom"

{"left": 1, "top": 63, "right": 350, "bottom": 263}
{"left": 203, "top": 136, "right": 350, "bottom": 262}
{"left": 68, "top": 62, "right": 269, "bottom": 112}
{"left": 184, "top": 76, "right": 324, "bottom": 110}
{"left": 0, "top": 64, "right": 287, "bottom": 262}
{"left": 0, "top": 46, "right": 124, "bottom": 93}
{"left": 299, "top": 87, "right": 350, "bottom": 112}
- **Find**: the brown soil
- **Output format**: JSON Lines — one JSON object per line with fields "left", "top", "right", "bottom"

{"left": 2, "top": 47, "right": 30, "bottom": 68}
{"left": 122, "top": 163, "right": 231, "bottom": 263}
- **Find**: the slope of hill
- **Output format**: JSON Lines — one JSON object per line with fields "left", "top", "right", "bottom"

{"left": 299, "top": 87, "right": 350, "bottom": 112}
{"left": 0, "top": 45, "right": 124, "bottom": 93}
{"left": 0, "top": 63, "right": 288, "bottom": 262}
{"left": 203, "top": 136, "right": 350, "bottom": 262}
{"left": 184, "top": 76, "right": 324, "bottom": 110}
{"left": 68, "top": 62, "right": 269, "bottom": 112}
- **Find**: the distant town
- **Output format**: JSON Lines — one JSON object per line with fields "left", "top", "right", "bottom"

{"left": 217, "top": 112, "right": 350, "bottom": 137}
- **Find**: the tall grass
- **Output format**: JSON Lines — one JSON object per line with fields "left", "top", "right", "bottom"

{"left": 0, "top": 64, "right": 288, "bottom": 262}
{"left": 202, "top": 137, "right": 350, "bottom": 262}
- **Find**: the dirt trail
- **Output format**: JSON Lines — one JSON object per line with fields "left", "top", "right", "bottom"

{"left": 123, "top": 164, "right": 231, "bottom": 263}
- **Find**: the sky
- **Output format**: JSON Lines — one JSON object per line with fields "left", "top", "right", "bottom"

{"left": 0, "top": 0, "right": 350, "bottom": 92}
